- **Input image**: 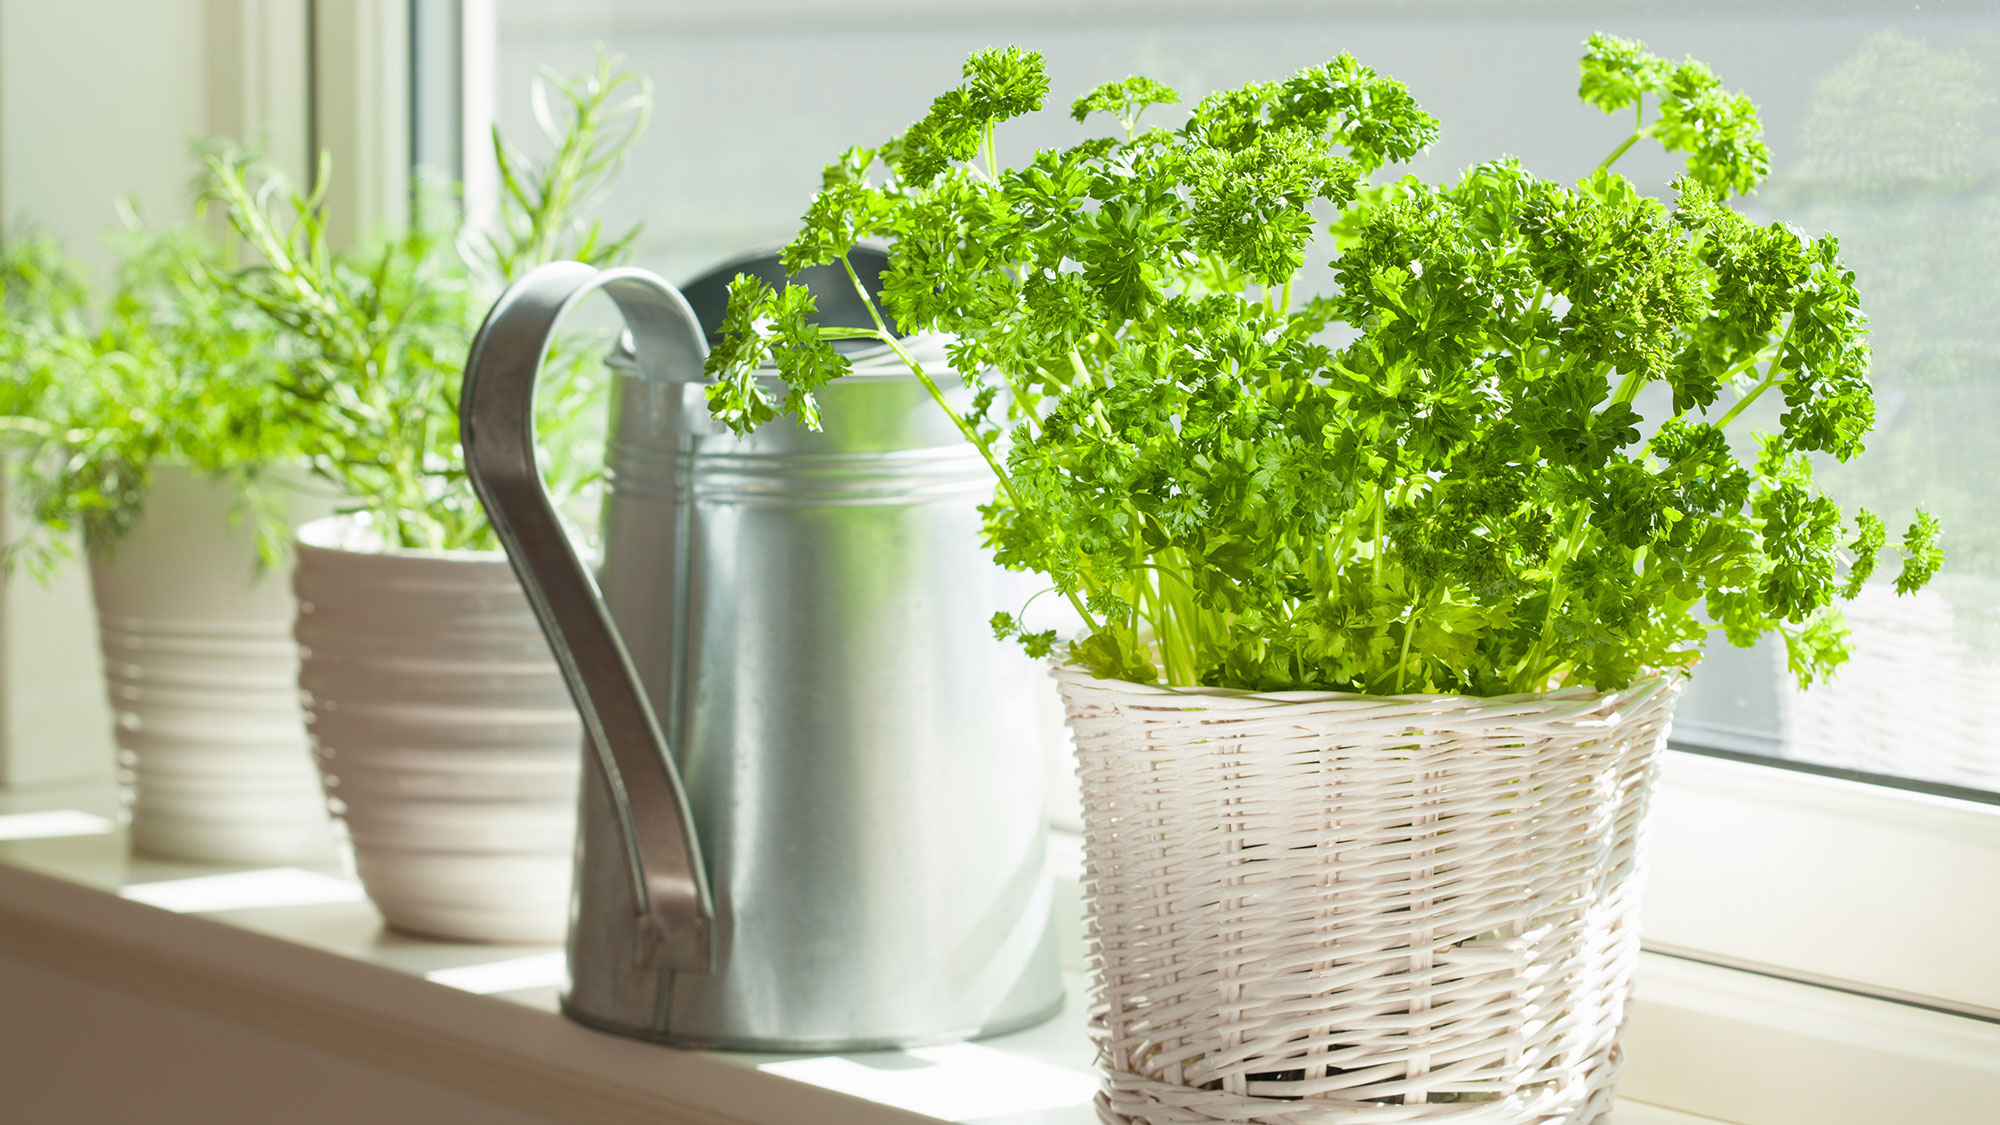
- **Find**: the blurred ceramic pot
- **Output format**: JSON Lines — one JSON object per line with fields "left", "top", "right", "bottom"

{"left": 292, "top": 515, "right": 579, "bottom": 942}
{"left": 90, "top": 466, "right": 336, "bottom": 863}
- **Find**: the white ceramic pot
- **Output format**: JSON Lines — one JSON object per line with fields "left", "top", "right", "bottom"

{"left": 293, "top": 516, "right": 580, "bottom": 943}
{"left": 90, "top": 467, "right": 336, "bottom": 863}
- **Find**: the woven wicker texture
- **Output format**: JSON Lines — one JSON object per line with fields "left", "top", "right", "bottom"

{"left": 1054, "top": 667, "right": 1685, "bottom": 1125}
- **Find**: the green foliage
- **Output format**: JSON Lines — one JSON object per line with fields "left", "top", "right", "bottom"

{"left": 203, "top": 54, "right": 651, "bottom": 550}
{"left": 1070, "top": 76, "right": 1179, "bottom": 135}
{"left": 0, "top": 221, "right": 309, "bottom": 576}
{"left": 1, "top": 54, "right": 651, "bottom": 567}
{"left": 704, "top": 274, "right": 848, "bottom": 433}
{"left": 1896, "top": 510, "right": 1945, "bottom": 595}
{"left": 200, "top": 153, "right": 487, "bottom": 550}
{"left": 707, "top": 37, "right": 1942, "bottom": 695}
{"left": 0, "top": 232, "right": 88, "bottom": 438}
{"left": 0, "top": 232, "right": 89, "bottom": 340}
{"left": 1581, "top": 32, "right": 1771, "bottom": 197}
{"left": 471, "top": 60, "right": 652, "bottom": 284}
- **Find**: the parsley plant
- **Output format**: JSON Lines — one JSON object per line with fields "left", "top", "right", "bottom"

{"left": 708, "top": 36, "right": 1943, "bottom": 695}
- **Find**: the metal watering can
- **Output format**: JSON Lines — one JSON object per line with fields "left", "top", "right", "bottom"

{"left": 458, "top": 251, "right": 1062, "bottom": 1049}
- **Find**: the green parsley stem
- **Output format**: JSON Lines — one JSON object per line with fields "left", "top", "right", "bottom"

{"left": 1392, "top": 597, "right": 1419, "bottom": 694}
{"left": 1698, "top": 349, "right": 1772, "bottom": 404}
{"left": 1141, "top": 572, "right": 1185, "bottom": 684}
{"left": 1714, "top": 374, "right": 1777, "bottom": 431}
{"left": 1610, "top": 363, "right": 1645, "bottom": 406}
{"left": 1596, "top": 97, "right": 1648, "bottom": 173}
{"left": 1135, "top": 550, "right": 1202, "bottom": 681}
{"left": 836, "top": 256, "right": 1103, "bottom": 636}
{"left": 1372, "top": 496, "right": 1384, "bottom": 585}
{"left": 1719, "top": 348, "right": 1767, "bottom": 384}
{"left": 1519, "top": 505, "right": 1590, "bottom": 689}
{"left": 1068, "top": 348, "right": 1094, "bottom": 385}
{"left": 1646, "top": 349, "right": 1771, "bottom": 438}
{"left": 1714, "top": 317, "right": 1797, "bottom": 431}
{"left": 1137, "top": 556, "right": 1199, "bottom": 673}
{"left": 1597, "top": 125, "right": 1647, "bottom": 173}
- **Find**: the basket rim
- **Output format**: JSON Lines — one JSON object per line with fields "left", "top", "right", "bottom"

{"left": 1049, "top": 658, "right": 1685, "bottom": 715}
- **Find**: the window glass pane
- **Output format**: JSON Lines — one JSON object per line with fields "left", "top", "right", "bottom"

{"left": 478, "top": 1, "right": 2000, "bottom": 797}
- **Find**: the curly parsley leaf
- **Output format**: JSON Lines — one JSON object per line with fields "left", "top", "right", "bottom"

{"left": 1896, "top": 509, "right": 1945, "bottom": 596}
{"left": 1582, "top": 34, "right": 1770, "bottom": 197}
{"left": 1071, "top": 75, "right": 1180, "bottom": 133}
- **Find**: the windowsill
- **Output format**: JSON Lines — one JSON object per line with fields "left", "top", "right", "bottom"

{"left": 0, "top": 778, "right": 1979, "bottom": 1125}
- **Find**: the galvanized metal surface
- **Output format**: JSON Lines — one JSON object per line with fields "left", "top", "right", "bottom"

{"left": 461, "top": 261, "right": 1060, "bottom": 1050}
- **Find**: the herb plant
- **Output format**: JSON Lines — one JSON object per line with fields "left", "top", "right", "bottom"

{"left": 0, "top": 232, "right": 91, "bottom": 441}
{"left": 1, "top": 222, "right": 308, "bottom": 576}
{"left": 202, "top": 55, "right": 651, "bottom": 551}
{"left": 2, "top": 57, "right": 651, "bottom": 571}
{"left": 707, "top": 36, "right": 1942, "bottom": 695}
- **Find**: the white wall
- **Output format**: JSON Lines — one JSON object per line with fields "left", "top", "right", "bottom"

{"left": 0, "top": 0, "right": 216, "bottom": 783}
{"left": 0, "top": 0, "right": 210, "bottom": 270}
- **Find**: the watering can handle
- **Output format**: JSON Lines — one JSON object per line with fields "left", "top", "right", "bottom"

{"left": 460, "top": 262, "right": 714, "bottom": 974}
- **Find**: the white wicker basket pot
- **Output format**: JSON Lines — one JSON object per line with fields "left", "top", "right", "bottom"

{"left": 293, "top": 516, "right": 581, "bottom": 943}
{"left": 1053, "top": 666, "right": 1686, "bottom": 1125}
{"left": 89, "top": 466, "right": 337, "bottom": 863}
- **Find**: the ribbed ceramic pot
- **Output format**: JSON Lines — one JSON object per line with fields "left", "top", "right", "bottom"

{"left": 293, "top": 516, "right": 580, "bottom": 942}
{"left": 89, "top": 467, "right": 336, "bottom": 863}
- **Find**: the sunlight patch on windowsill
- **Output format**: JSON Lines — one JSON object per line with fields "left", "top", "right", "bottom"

{"left": 758, "top": 1041, "right": 1098, "bottom": 1121}
{"left": 120, "top": 867, "right": 366, "bottom": 913}
{"left": 0, "top": 809, "right": 115, "bottom": 841}
{"left": 426, "top": 951, "right": 569, "bottom": 995}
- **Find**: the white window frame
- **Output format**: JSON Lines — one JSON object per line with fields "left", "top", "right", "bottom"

{"left": 311, "top": 0, "right": 413, "bottom": 246}
{"left": 1645, "top": 748, "right": 2000, "bottom": 1018}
